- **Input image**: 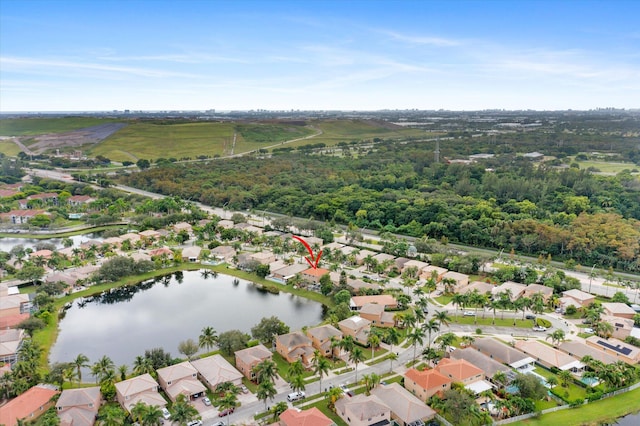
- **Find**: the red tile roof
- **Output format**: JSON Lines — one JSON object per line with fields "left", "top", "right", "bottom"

{"left": 280, "top": 407, "right": 334, "bottom": 426}
{"left": 436, "top": 358, "right": 484, "bottom": 381}
{"left": 302, "top": 268, "right": 330, "bottom": 277}
{"left": 0, "top": 385, "right": 59, "bottom": 426}
{"left": 404, "top": 368, "right": 452, "bottom": 391}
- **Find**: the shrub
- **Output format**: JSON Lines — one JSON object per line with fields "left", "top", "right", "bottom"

{"left": 476, "top": 328, "right": 483, "bottom": 335}
{"left": 536, "top": 318, "right": 552, "bottom": 328}
{"left": 565, "top": 305, "right": 577, "bottom": 315}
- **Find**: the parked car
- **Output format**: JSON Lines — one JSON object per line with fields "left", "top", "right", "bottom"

{"left": 525, "top": 314, "right": 536, "bottom": 320}
{"left": 287, "top": 391, "right": 306, "bottom": 402}
{"left": 187, "top": 421, "right": 203, "bottom": 426}
{"left": 240, "top": 384, "right": 249, "bottom": 394}
{"left": 203, "top": 397, "right": 211, "bottom": 406}
{"left": 533, "top": 325, "right": 547, "bottom": 332}
{"left": 463, "top": 311, "right": 475, "bottom": 316}
{"left": 219, "top": 408, "right": 234, "bottom": 417}
{"left": 584, "top": 328, "right": 595, "bottom": 334}
{"left": 162, "top": 408, "right": 171, "bottom": 420}
{"left": 212, "top": 422, "right": 225, "bottom": 426}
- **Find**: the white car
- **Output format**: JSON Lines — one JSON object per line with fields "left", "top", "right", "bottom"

{"left": 187, "top": 421, "right": 203, "bottom": 426}
{"left": 463, "top": 311, "right": 475, "bottom": 316}
{"left": 532, "top": 325, "right": 547, "bottom": 332}
{"left": 203, "top": 396, "right": 211, "bottom": 406}
{"left": 162, "top": 407, "right": 171, "bottom": 420}
{"left": 584, "top": 328, "right": 595, "bottom": 334}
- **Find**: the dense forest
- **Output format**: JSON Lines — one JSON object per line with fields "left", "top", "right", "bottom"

{"left": 119, "top": 138, "right": 640, "bottom": 272}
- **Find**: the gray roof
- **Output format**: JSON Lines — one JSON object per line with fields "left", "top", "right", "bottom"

{"left": 450, "top": 347, "right": 511, "bottom": 378}
{"left": 307, "top": 325, "right": 342, "bottom": 341}
{"left": 277, "top": 331, "right": 312, "bottom": 350}
{"left": 472, "top": 338, "right": 534, "bottom": 368}
{"left": 370, "top": 383, "right": 435, "bottom": 422}
{"left": 56, "top": 386, "right": 101, "bottom": 409}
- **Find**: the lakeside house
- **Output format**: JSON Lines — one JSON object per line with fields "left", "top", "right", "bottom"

{"left": 0, "top": 384, "right": 59, "bottom": 426}
{"left": 156, "top": 361, "right": 207, "bottom": 402}
{"left": 235, "top": 344, "right": 273, "bottom": 381}
{"left": 275, "top": 331, "right": 315, "bottom": 367}
{"left": 115, "top": 373, "right": 167, "bottom": 413}
{"left": 56, "top": 386, "right": 101, "bottom": 426}
{"left": 191, "top": 355, "right": 243, "bottom": 390}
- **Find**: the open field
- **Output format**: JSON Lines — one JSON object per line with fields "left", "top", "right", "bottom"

{"left": 305, "top": 119, "right": 428, "bottom": 146}
{"left": 0, "top": 117, "right": 120, "bottom": 136}
{"left": 573, "top": 159, "right": 640, "bottom": 174}
{"left": 515, "top": 386, "right": 640, "bottom": 426}
{"left": 0, "top": 140, "right": 22, "bottom": 156}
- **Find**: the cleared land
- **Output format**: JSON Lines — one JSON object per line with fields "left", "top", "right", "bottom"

{"left": 307, "top": 119, "right": 428, "bottom": 146}
{"left": 0, "top": 117, "right": 120, "bottom": 136}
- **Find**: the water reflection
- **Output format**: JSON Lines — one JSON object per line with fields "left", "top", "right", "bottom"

{"left": 50, "top": 270, "right": 325, "bottom": 370}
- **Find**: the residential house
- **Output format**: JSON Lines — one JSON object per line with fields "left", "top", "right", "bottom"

{"left": 562, "top": 289, "right": 596, "bottom": 308}
{"left": 450, "top": 348, "right": 512, "bottom": 381}
{"left": 459, "top": 281, "right": 494, "bottom": 296}
{"left": 149, "top": 247, "right": 174, "bottom": 260}
{"left": 115, "top": 373, "right": 166, "bottom": 413}
{"left": 275, "top": 332, "right": 315, "bottom": 367}
{"left": 523, "top": 284, "right": 554, "bottom": 302}
{"left": 585, "top": 336, "right": 640, "bottom": 365}
{"left": 350, "top": 295, "right": 397, "bottom": 311}
{"left": 0, "top": 283, "right": 33, "bottom": 328}
{"left": 181, "top": 246, "right": 201, "bottom": 262}
{"left": 307, "top": 325, "right": 342, "bottom": 358}
{"left": 102, "top": 237, "right": 123, "bottom": 248}
{"left": 394, "top": 257, "right": 410, "bottom": 272}
{"left": 602, "top": 303, "right": 636, "bottom": 319}
{"left": 403, "top": 368, "right": 452, "bottom": 402}
{"left": 359, "top": 303, "right": 395, "bottom": 328}
{"left": 370, "top": 383, "right": 436, "bottom": 426}
{"left": 217, "top": 219, "right": 235, "bottom": 229}
{"left": 30, "top": 249, "right": 53, "bottom": 260}
{"left": 348, "top": 278, "right": 381, "bottom": 293}
{"left": 492, "top": 281, "right": 526, "bottom": 301}
{"left": 235, "top": 344, "right": 273, "bottom": 381}
{"left": 402, "top": 260, "right": 429, "bottom": 276}
{"left": 0, "top": 384, "right": 59, "bottom": 426}
{"left": 271, "top": 263, "right": 309, "bottom": 283}
{"left": 471, "top": 338, "right": 536, "bottom": 373}
{"left": 250, "top": 251, "right": 276, "bottom": 265}
{"left": 27, "top": 192, "right": 58, "bottom": 205}
{"left": 156, "top": 361, "right": 207, "bottom": 402}
{"left": 16, "top": 199, "right": 29, "bottom": 209}
{"left": 523, "top": 151, "right": 544, "bottom": 160}
{"left": 67, "top": 195, "right": 95, "bottom": 207}
{"left": 0, "top": 328, "right": 25, "bottom": 365}
{"left": 355, "top": 249, "right": 377, "bottom": 266}
{"left": 373, "top": 252, "right": 396, "bottom": 267}
{"left": 1, "top": 209, "right": 49, "bottom": 225}
{"left": 442, "top": 271, "right": 469, "bottom": 291}
{"left": 280, "top": 407, "right": 335, "bottom": 426}
{"left": 138, "top": 229, "right": 161, "bottom": 244}
{"left": 557, "top": 341, "right": 619, "bottom": 365}
{"left": 335, "top": 394, "right": 391, "bottom": 426}
{"left": 301, "top": 268, "right": 331, "bottom": 285}
{"left": 435, "top": 358, "right": 484, "bottom": 385}
{"left": 56, "top": 386, "right": 101, "bottom": 426}
{"left": 338, "top": 316, "right": 372, "bottom": 345}
{"left": 130, "top": 252, "right": 151, "bottom": 263}
{"left": 514, "top": 340, "right": 584, "bottom": 372}
{"left": 191, "top": 354, "right": 243, "bottom": 390}
{"left": 172, "top": 222, "right": 193, "bottom": 235}
{"left": 211, "top": 245, "right": 236, "bottom": 262}
{"left": 120, "top": 232, "right": 142, "bottom": 245}
{"left": 601, "top": 315, "right": 634, "bottom": 340}
{"left": 420, "top": 265, "right": 449, "bottom": 283}
{"left": 0, "top": 189, "right": 18, "bottom": 199}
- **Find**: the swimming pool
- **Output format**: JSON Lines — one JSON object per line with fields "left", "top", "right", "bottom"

{"left": 581, "top": 376, "right": 599, "bottom": 387}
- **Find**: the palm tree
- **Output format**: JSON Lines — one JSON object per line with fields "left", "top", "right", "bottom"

{"left": 72, "top": 353, "right": 90, "bottom": 383}
{"left": 384, "top": 327, "right": 401, "bottom": 355}
{"left": 117, "top": 364, "right": 128, "bottom": 381}
{"left": 407, "top": 327, "right": 425, "bottom": 365}
{"left": 460, "top": 334, "right": 475, "bottom": 348}
{"left": 489, "top": 299, "right": 501, "bottom": 325}
{"left": 133, "top": 356, "right": 154, "bottom": 376}
{"left": 451, "top": 293, "right": 466, "bottom": 319}
{"left": 98, "top": 405, "right": 126, "bottom": 426}
{"left": 349, "top": 347, "right": 365, "bottom": 384}
{"left": 269, "top": 401, "right": 289, "bottom": 421}
{"left": 422, "top": 347, "right": 440, "bottom": 367}
{"left": 367, "top": 333, "right": 380, "bottom": 358}
{"left": 558, "top": 370, "right": 573, "bottom": 388}
{"left": 434, "top": 310, "right": 452, "bottom": 329}
{"left": 436, "top": 332, "right": 456, "bottom": 352}
{"left": 387, "top": 352, "right": 398, "bottom": 373}
{"left": 288, "top": 359, "right": 305, "bottom": 379}
{"left": 257, "top": 380, "right": 277, "bottom": 411}
{"left": 362, "top": 373, "right": 380, "bottom": 394}
{"left": 313, "top": 355, "right": 331, "bottom": 393}
{"left": 217, "top": 391, "right": 239, "bottom": 426}
{"left": 91, "top": 355, "right": 115, "bottom": 384}
{"left": 492, "top": 370, "right": 508, "bottom": 389}
{"left": 421, "top": 318, "right": 440, "bottom": 349}
{"left": 546, "top": 376, "right": 558, "bottom": 388}
{"left": 199, "top": 326, "right": 218, "bottom": 352}
{"left": 253, "top": 359, "right": 278, "bottom": 384}
{"left": 290, "top": 374, "right": 306, "bottom": 394}
{"left": 546, "top": 329, "right": 566, "bottom": 347}
{"left": 327, "top": 386, "right": 344, "bottom": 410}
{"left": 595, "top": 321, "right": 614, "bottom": 338}
{"left": 171, "top": 394, "right": 200, "bottom": 425}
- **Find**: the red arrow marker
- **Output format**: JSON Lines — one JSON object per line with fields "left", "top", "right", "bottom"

{"left": 292, "top": 236, "right": 323, "bottom": 269}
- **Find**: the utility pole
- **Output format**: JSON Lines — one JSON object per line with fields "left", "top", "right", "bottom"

{"left": 434, "top": 138, "right": 440, "bottom": 163}
{"left": 588, "top": 264, "right": 596, "bottom": 294}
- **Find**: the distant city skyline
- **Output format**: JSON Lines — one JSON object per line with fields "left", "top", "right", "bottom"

{"left": 1, "top": 0, "right": 638, "bottom": 112}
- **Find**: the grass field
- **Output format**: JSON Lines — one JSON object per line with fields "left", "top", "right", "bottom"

{"left": 0, "top": 140, "right": 22, "bottom": 156}
{"left": 515, "top": 387, "right": 640, "bottom": 426}
{"left": 573, "top": 158, "right": 640, "bottom": 174}
{"left": 306, "top": 119, "right": 428, "bottom": 146}
{"left": 0, "top": 117, "right": 120, "bottom": 136}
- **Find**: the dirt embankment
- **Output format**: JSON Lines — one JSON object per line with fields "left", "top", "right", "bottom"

{"left": 23, "top": 122, "right": 128, "bottom": 154}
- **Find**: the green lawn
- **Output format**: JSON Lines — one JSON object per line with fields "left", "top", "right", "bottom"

{"left": 515, "top": 387, "right": 640, "bottom": 426}
{"left": 534, "top": 368, "right": 587, "bottom": 402}
{"left": 0, "top": 140, "right": 22, "bottom": 156}
{"left": 449, "top": 315, "right": 534, "bottom": 328}
{"left": 0, "top": 117, "right": 121, "bottom": 136}
{"left": 434, "top": 295, "right": 453, "bottom": 305}
{"left": 572, "top": 158, "right": 640, "bottom": 174}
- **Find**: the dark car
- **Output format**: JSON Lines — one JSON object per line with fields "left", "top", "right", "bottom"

{"left": 525, "top": 314, "right": 535, "bottom": 320}
{"left": 219, "top": 408, "right": 234, "bottom": 417}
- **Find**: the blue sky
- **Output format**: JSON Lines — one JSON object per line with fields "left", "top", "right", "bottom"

{"left": 1, "top": 0, "right": 638, "bottom": 111}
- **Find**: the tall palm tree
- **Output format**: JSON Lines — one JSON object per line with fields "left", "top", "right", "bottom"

{"left": 313, "top": 356, "right": 331, "bottom": 393}
{"left": 257, "top": 380, "right": 277, "bottom": 411}
{"left": 407, "top": 327, "right": 425, "bottom": 365}
{"left": 217, "top": 391, "right": 239, "bottom": 426}
{"left": 253, "top": 359, "right": 278, "bottom": 384}
{"left": 92, "top": 355, "right": 115, "bottom": 384}
{"left": 384, "top": 327, "right": 401, "bottom": 355}
{"left": 288, "top": 359, "right": 305, "bottom": 379}
{"left": 434, "top": 310, "right": 451, "bottom": 329}
{"left": 171, "top": 394, "right": 200, "bottom": 425}
{"left": 199, "top": 326, "right": 218, "bottom": 352}
{"left": 421, "top": 318, "right": 440, "bottom": 349}
{"left": 72, "top": 353, "right": 90, "bottom": 383}
{"left": 387, "top": 352, "right": 398, "bottom": 373}
{"left": 349, "top": 347, "right": 365, "bottom": 385}
{"left": 422, "top": 347, "right": 440, "bottom": 367}
{"left": 290, "top": 374, "right": 306, "bottom": 394}
{"left": 133, "top": 356, "right": 154, "bottom": 376}
{"left": 367, "top": 333, "right": 380, "bottom": 358}
{"left": 98, "top": 405, "right": 126, "bottom": 426}
{"left": 118, "top": 364, "right": 128, "bottom": 381}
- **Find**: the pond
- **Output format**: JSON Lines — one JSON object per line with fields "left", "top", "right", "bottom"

{"left": 49, "top": 270, "right": 325, "bottom": 371}
{"left": 0, "top": 233, "right": 102, "bottom": 253}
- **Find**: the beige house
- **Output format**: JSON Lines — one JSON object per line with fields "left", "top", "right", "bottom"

{"left": 306, "top": 325, "right": 342, "bottom": 358}
{"left": 338, "top": 316, "right": 371, "bottom": 345}
{"left": 235, "top": 344, "right": 273, "bottom": 381}
{"left": 156, "top": 361, "right": 207, "bottom": 402}
{"left": 523, "top": 284, "right": 554, "bottom": 302}
{"left": 250, "top": 251, "right": 276, "bottom": 265}
{"left": 402, "top": 260, "right": 429, "bottom": 275}
{"left": 370, "top": 383, "right": 436, "bottom": 426}
{"left": 275, "top": 332, "right": 315, "bottom": 367}
{"left": 459, "top": 281, "right": 494, "bottom": 296}
{"left": 56, "top": 386, "right": 101, "bottom": 426}
{"left": 0, "top": 328, "right": 25, "bottom": 365}
{"left": 335, "top": 394, "right": 391, "bottom": 426}
{"left": 602, "top": 303, "right": 636, "bottom": 319}
{"left": 350, "top": 295, "right": 397, "bottom": 311}
{"left": 138, "top": 229, "right": 161, "bottom": 244}
{"left": 601, "top": 315, "right": 635, "bottom": 340}
{"left": 358, "top": 303, "right": 395, "bottom": 328}
{"left": 585, "top": 336, "right": 640, "bottom": 365}
{"left": 492, "top": 281, "right": 527, "bottom": 301}
{"left": 191, "top": 355, "right": 243, "bottom": 390}
{"left": 514, "top": 340, "right": 584, "bottom": 372}
{"left": 562, "top": 289, "right": 596, "bottom": 307}
{"left": 181, "top": 246, "right": 202, "bottom": 262}
{"left": 403, "top": 368, "right": 452, "bottom": 402}
{"left": 421, "top": 265, "right": 447, "bottom": 281}
{"left": 271, "top": 263, "right": 309, "bottom": 283}
{"left": 173, "top": 222, "right": 193, "bottom": 235}
{"left": 442, "top": 271, "right": 469, "bottom": 291}
{"left": 558, "top": 341, "right": 619, "bottom": 365}
{"left": 472, "top": 337, "right": 536, "bottom": 373}
{"left": 211, "top": 245, "right": 236, "bottom": 262}
{"left": 115, "top": 373, "right": 167, "bottom": 413}
{"left": 301, "top": 268, "right": 331, "bottom": 284}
